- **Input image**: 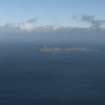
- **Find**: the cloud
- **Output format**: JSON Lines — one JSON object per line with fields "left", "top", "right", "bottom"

{"left": 0, "top": 15, "right": 105, "bottom": 33}
{"left": 17, "top": 18, "right": 38, "bottom": 32}
{"left": 81, "top": 14, "right": 105, "bottom": 29}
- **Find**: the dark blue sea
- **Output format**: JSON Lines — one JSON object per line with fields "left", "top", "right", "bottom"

{"left": 0, "top": 42, "right": 105, "bottom": 105}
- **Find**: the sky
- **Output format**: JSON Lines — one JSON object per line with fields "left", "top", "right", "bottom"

{"left": 0, "top": 0, "right": 105, "bottom": 27}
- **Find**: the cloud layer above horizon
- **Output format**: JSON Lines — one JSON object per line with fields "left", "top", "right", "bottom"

{"left": 0, "top": 15, "right": 104, "bottom": 32}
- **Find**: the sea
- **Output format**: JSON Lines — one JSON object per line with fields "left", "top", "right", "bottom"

{"left": 0, "top": 42, "right": 105, "bottom": 105}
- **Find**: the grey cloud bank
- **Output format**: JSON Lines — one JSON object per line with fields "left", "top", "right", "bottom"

{"left": 0, "top": 27, "right": 105, "bottom": 45}
{"left": 0, "top": 15, "right": 105, "bottom": 45}
{"left": 0, "top": 14, "right": 105, "bottom": 32}
{"left": 81, "top": 14, "right": 105, "bottom": 29}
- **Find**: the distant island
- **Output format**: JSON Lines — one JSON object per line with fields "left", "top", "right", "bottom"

{"left": 39, "top": 47, "right": 88, "bottom": 53}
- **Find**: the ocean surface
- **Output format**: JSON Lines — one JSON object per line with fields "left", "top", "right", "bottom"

{"left": 0, "top": 42, "right": 105, "bottom": 105}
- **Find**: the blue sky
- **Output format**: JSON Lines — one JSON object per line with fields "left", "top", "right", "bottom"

{"left": 0, "top": 0, "right": 105, "bottom": 26}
